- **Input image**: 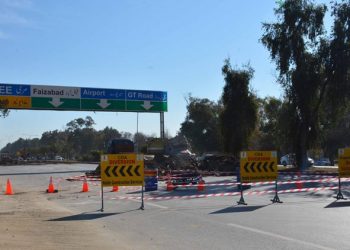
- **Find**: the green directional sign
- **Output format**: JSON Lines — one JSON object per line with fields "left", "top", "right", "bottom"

{"left": 81, "top": 99, "right": 126, "bottom": 111}
{"left": 0, "top": 83, "right": 168, "bottom": 113}
{"left": 32, "top": 97, "right": 80, "bottom": 110}
{"left": 126, "top": 100, "right": 167, "bottom": 112}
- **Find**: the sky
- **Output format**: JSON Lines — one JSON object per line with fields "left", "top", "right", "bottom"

{"left": 0, "top": 0, "right": 316, "bottom": 149}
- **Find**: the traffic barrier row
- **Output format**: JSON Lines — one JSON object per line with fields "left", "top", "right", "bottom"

{"left": 66, "top": 175, "right": 101, "bottom": 181}
{"left": 108, "top": 185, "right": 346, "bottom": 201}
{"left": 65, "top": 171, "right": 338, "bottom": 183}
{"left": 1, "top": 176, "right": 124, "bottom": 195}
{"left": 282, "top": 171, "right": 335, "bottom": 176}
{"left": 65, "top": 174, "right": 349, "bottom": 189}
{"left": 3, "top": 175, "right": 344, "bottom": 198}
{"left": 163, "top": 177, "right": 350, "bottom": 189}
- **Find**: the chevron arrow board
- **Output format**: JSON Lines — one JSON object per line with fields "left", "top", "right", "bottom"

{"left": 100, "top": 153, "right": 144, "bottom": 186}
{"left": 338, "top": 148, "right": 350, "bottom": 178}
{"left": 240, "top": 151, "right": 277, "bottom": 183}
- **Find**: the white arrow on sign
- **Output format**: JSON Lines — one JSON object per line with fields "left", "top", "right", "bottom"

{"left": 97, "top": 99, "right": 111, "bottom": 109}
{"left": 49, "top": 97, "right": 64, "bottom": 107}
{"left": 141, "top": 100, "right": 153, "bottom": 110}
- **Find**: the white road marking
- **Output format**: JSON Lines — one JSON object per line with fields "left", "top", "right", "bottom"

{"left": 127, "top": 198, "right": 168, "bottom": 209}
{"left": 227, "top": 223, "right": 334, "bottom": 250}
{"left": 146, "top": 202, "right": 169, "bottom": 209}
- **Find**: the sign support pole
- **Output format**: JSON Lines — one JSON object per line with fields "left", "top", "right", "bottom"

{"left": 237, "top": 184, "right": 247, "bottom": 205}
{"left": 335, "top": 176, "right": 346, "bottom": 200}
{"left": 160, "top": 112, "right": 165, "bottom": 139}
{"left": 101, "top": 182, "right": 104, "bottom": 212}
{"left": 140, "top": 184, "right": 145, "bottom": 210}
{"left": 271, "top": 180, "right": 282, "bottom": 203}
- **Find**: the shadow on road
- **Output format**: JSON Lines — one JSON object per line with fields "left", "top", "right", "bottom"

{"left": 48, "top": 212, "right": 118, "bottom": 221}
{"left": 325, "top": 200, "right": 350, "bottom": 208}
{"left": 210, "top": 205, "right": 267, "bottom": 214}
{"left": 48, "top": 208, "right": 140, "bottom": 221}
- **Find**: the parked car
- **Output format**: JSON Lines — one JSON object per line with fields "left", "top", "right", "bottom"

{"left": 314, "top": 158, "right": 332, "bottom": 166}
{"left": 280, "top": 153, "right": 314, "bottom": 167}
{"left": 55, "top": 156, "right": 64, "bottom": 161}
{"left": 280, "top": 154, "right": 295, "bottom": 166}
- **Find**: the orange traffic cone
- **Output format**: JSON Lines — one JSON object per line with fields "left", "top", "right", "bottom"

{"left": 46, "top": 176, "right": 57, "bottom": 193}
{"left": 166, "top": 181, "right": 174, "bottom": 191}
{"left": 82, "top": 177, "right": 89, "bottom": 192}
{"left": 111, "top": 186, "right": 119, "bottom": 192}
{"left": 197, "top": 179, "right": 205, "bottom": 192}
{"left": 5, "top": 178, "right": 14, "bottom": 195}
{"left": 296, "top": 171, "right": 303, "bottom": 189}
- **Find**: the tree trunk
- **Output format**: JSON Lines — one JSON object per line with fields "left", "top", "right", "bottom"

{"left": 295, "top": 122, "right": 309, "bottom": 170}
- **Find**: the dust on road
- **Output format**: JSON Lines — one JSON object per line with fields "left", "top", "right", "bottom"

{"left": 0, "top": 191, "right": 128, "bottom": 250}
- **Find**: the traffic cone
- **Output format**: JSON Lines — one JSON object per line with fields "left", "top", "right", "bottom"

{"left": 82, "top": 177, "right": 89, "bottom": 192}
{"left": 296, "top": 171, "right": 303, "bottom": 189}
{"left": 46, "top": 176, "right": 57, "bottom": 193}
{"left": 5, "top": 178, "right": 14, "bottom": 195}
{"left": 197, "top": 179, "right": 205, "bottom": 192}
{"left": 111, "top": 186, "right": 119, "bottom": 192}
{"left": 166, "top": 181, "right": 174, "bottom": 191}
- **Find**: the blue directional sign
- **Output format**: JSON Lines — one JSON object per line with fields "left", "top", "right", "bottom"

{"left": 81, "top": 87, "right": 125, "bottom": 100}
{"left": 0, "top": 83, "right": 31, "bottom": 96}
{"left": 126, "top": 90, "right": 167, "bottom": 101}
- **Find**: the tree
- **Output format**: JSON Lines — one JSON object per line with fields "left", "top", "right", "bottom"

{"left": 252, "top": 97, "right": 282, "bottom": 151}
{"left": 0, "top": 109, "right": 9, "bottom": 118}
{"left": 0, "top": 99, "right": 9, "bottom": 117}
{"left": 326, "top": 0, "right": 350, "bottom": 118}
{"left": 133, "top": 132, "right": 148, "bottom": 152}
{"left": 96, "top": 127, "right": 121, "bottom": 150}
{"left": 180, "top": 95, "right": 223, "bottom": 153}
{"left": 1, "top": 117, "right": 138, "bottom": 161}
{"left": 321, "top": 106, "right": 350, "bottom": 163}
{"left": 66, "top": 116, "right": 95, "bottom": 132}
{"left": 220, "top": 59, "right": 258, "bottom": 156}
{"left": 261, "top": 0, "right": 350, "bottom": 169}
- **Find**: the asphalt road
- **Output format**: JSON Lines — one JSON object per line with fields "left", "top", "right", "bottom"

{"left": 1, "top": 163, "right": 350, "bottom": 250}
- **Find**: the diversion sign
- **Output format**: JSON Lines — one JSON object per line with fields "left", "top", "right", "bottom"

{"left": 338, "top": 148, "right": 350, "bottom": 178}
{"left": 240, "top": 151, "right": 278, "bottom": 183}
{"left": 100, "top": 154, "right": 144, "bottom": 186}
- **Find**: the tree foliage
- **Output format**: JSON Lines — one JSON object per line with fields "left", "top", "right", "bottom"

{"left": 261, "top": 0, "right": 350, "bottom": 169}
{"left": 1, "top": 117, "right": 138, "bottom": 161}
{"left": 220, "top": 60, "right": 258, "bottom": 156}
{"left": 0, "top": 99, "right": 9, "bottom": 118}
{"left": 180, "top": 95, "right": 223, "bottom": 153}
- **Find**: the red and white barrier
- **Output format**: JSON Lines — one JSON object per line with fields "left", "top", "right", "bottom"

{"left": 108, "top": 185, "right": 346, "bottom": 201}
{"left": 278, "top": 171, "right": 337, "bottom": 176}
{"left": 65, "top": 175, "right": 350, "bottom": 190}
{"left": 161, "top": 177, "right": 350, "bottom": 188}
{"left": 66, "top": 175, "right": 101, "bottom": 181}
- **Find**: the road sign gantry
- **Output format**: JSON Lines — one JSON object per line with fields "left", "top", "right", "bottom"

{"left": 0, "top": 83, "right": 167, "bottom": 112}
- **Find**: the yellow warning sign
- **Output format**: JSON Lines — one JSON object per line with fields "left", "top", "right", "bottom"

{"left": 240, "top": 151, "right": 277, "bottom": 183}
{"left": 338, "top": 148, "right": 350, "bottom": 178}
{"left": 0, "top": 96, "right": 31, "bottom": 109}
{"left": 100, "top": 153, "right": 144, "bottom": 186}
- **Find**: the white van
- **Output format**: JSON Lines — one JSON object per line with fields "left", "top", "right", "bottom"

{"left": 55, "top": 156, "right": 64, "bottom": 161}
